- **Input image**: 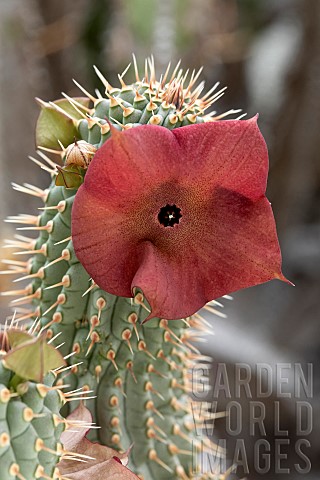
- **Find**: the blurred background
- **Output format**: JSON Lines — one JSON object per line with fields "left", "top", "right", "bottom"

{"left": 0, "top": 0, "right": 319, "bottom": 479}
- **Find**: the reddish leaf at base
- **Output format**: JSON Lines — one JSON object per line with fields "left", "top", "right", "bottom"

{"left": 59, "top": 404, "right": 139, "bottom": 480}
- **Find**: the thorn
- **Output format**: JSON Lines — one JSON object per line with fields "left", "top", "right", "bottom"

{"left": 146, "top": 417, "right": 167, "bottom": 438}
{"left": 38, "top": 200, "right": 66, "bottom": 213}
{"left": 73, "top": 78, "right": 96, "bottom": 102}
{"left": 157, "top": 349, "right": 178, "bottom": 369}
{"left": 145, "top": 381, "right": 165, "bottom": 400}
{"left": 86, "top": 315, "right": 100, "bottom": 340}
{"left": 170, "top": 60, "right": 182, "bottom": 84}
{"left": 16, "top": 221, "right": 53, "bottom": 233}
{"left": 133, "top": 90, "right": 146, "bottom": 103}
{"left": 43, "top": 249, "right": 70, "bottom": 270}
{"left": 37, "top": 145, "right": 64, "bottom": 158}
{"left": 48, "top": 101, "right": 77, "bottom": 122}
{"left": 93, "top": 65, "right": 113, "bottom": 93}
{"left": 201, "top": 88, "right": 227, "bottom": 109}
{"left": 180, "top": 334, "right": 201, "bottom": 354}
{"left": 122, "top": 106, "right": 135, "bottom": 118}
{"left": 163, "top": 331, "right": 190, "bottom": 353}
{"left": 114, "top": 377, "right": 127, "bottom": 398}
{"left": 118, "top": 62, "right": 132, "bottom": 88}
{"left": 138, "top": 340, "right": 156, "bottom": 360}
{"left": 85, "top": 331, "right": 100, "bottom": 356}
{"left": 64, "top": 386, "right": 94, "bottom": 398}
{"left": 212, "top": 109, "right": 242, "bottom": 120}
{"left": 146, "top": 99, "right": 157, "bottom": 112}
{"left": 95, "top": 365, "right": 102, "bottom": 383}
{"left": 144, "top": 58, "right": 149, "bottom": 84}
{"left": 168, "top": 443, "right": 192, "bottom": 456}
{"left": 187, "top": 66, "right": 204, "bottom": 93}
{"left": 1, "top": 321, "right": 9, "bottom": 352}
{"left": 10, "top": 288, "right": 41, "bottom": 306}
{"left": 181, "top": 317, "right": 191, "bottom": 327}
{"left": 173, "top": 424, "right": 192, "bottom": 443}
{"left": 63, "top": 351, "right": 77, "bottom": 360}
{"left": 11, "top": 183, "right": 48, "bottom": 200}
{"left": 12, "top": 268, "right": 44, "bottom": 283}
{"left": 193, "top": 312, "right": 212, "bottom": 328}
{"left": 42, "top": 294, "right": 66, "bottom": 316}
{"left": 41, "top": 311, "right": 62, "bottom": 329}
{"left": 13, "top": 244, "right": 47, "bottom": 256}
{"left": 9, "top": 463, "right": 26, "bottom": 480}
{"left": 28, "top": 318, "right": 41, "bottom": 335}
{"left": 0, "top": 267, "right": 29, "bottom": 276}
{"left": 54, "top": 236, "right": 72, "bottom": 246}
{"left": 171, "top": 378, "right": 192, "bottom": 393}
{"left": 5, "top": 214, "right": 39, "bottom": 225}
{"left": 54, "top": 361, "right": 82, "bottom": 375}
{"left": 147, "top": 428, "right": 168, "bottom": 444}
{"left": 148, "top": 449, "right": 173, "bottom": 473}
{"left": 126, "top": 360, "right": 137, "bottom": 383}
{"left": 96, "top": 296, "right": 106, "bottom": 321}
{"left": 106, "top": 349, "right": 118, "bottom": 370}
{"left": 161, "top": 61, "right": 171, "bottom": 88}
{"left": 134, "top": 292, "right": 150, "bottom": 312}
{"left": 29, "top": 155, "right": 56, "bottom": 175}
{"left": 1, "top": 259, "right": 29, "bottom": 267}
{"left": 145, "top": 400, "right": 164, "bottom": 420}
{"left": 63, "top": 394, "right": 96, "bottom": 403}
{"left": 95, "top": 88, "right": 103, "bottom": 99}
{"left": 44, "top": 274, "right": 70, "bottom": 290}
{"left": 203, "top": 305, "right": 227, "bottom": 318}
{"left": 47, "top": 331, "right": 62, "bottom": 344}
{"left": 82, "top": 281, "right": 97, "bottom": 297}
{"left": 171, "top": 397, "right": 192, "bottom": 415}
{"left": 176, "top": 465, "right": 192, "bottom": 479}
{"left": 132, "top": 53, "right": 140, "bottom": 82}
{"left": 61, "top": 93, "right": 88, "bottom": 119}
{"left": 57, "top": 139, "right": 66, "bottom": 150}
{"left": 62, "top": 93, "right": 92, "bottom": 113}
{"left": 38, "top": 205, "right": 59, "bottom": 211}
{"left": 147, "top": 364, "right": 168, "bottom": 379}
{"left": 127, "top": 313, "right": 139, "bottom": 340}
{"left": 160, "top": 319, "right": 184, "bottom": 344}
{"left": 8, "top": 235, "right": 40, "bottom": 247}
{"left": 14, "top": 311, "right": 37, "bottom": 322}
{"left": 60, "top": 448, "right": 95, "bottom": 461}
{"left": 108, "top": 116, "right": 125, "bottom": 130}
{"left": 120, "top": 328, "right": 133, "bottom": 354}
{"left": 54, "top": 341, "right": 65, "bottom": 350}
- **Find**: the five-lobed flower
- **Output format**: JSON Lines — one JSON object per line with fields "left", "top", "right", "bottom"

{"left": 72, "top": 118, "right": 287, "bottom": 320}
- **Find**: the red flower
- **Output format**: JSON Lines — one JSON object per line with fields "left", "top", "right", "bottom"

{"left": 72, "top": 118, "right": 286, "bottom": 320}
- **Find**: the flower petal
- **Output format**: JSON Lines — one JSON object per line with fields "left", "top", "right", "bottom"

{"left": 132, "top": 241, "right": 208, "bottom": 320}
{"left": 173, "top": 116, "right": 268, "bottom": 200}
{"left": 83, "top": 125, "right": 180, "bottom": 211}
{"left": 72, "top": 189, "right": 143, "bottom": 297}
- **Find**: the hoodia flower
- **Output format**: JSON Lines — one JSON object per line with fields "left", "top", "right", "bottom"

{"left": 72, "top": 118, "right": 287, "bottom": 320}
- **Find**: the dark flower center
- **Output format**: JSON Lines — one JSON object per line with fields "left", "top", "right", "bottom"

{"left": 158, "top": 204, "right": 182, "bottom": 227}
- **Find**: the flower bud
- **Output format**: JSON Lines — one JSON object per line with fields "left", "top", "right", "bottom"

{"left": 65, "top": 140, "right": 97, "bottom": 168}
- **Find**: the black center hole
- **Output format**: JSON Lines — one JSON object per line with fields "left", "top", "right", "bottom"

{"left": 158, "top": 204, "right": 182, "bottom": 227}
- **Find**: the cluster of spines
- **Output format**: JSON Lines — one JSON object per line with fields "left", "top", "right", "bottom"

{"left": 0, "top": 325, "right": 96, "bottom": 480}
{"left": 1, "top": 58, "right": 235, "bottom": 479}
{"left": 37, "top": 56, "right": 243, "bottom": 152}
